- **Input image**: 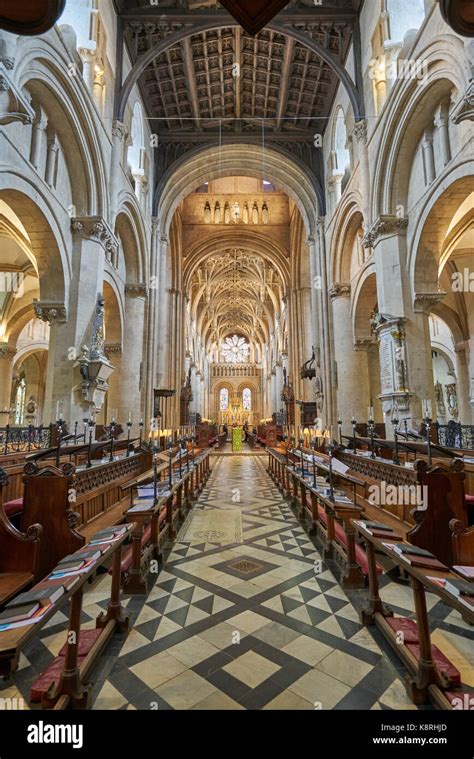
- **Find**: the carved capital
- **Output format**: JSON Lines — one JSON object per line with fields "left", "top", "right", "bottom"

{"left": 125, "top": 283, "right": 148, "bottom": 298}
{"left": 451, "top": 81, "right": 474, "bottom": 124}
{"left": 352, "top": 119, "right": 368, "bottom": 143}
{"left": 0, "top": 72, "right": 35, "bottom": 126}
{"left": 0, "top": 343, "right": 16, "bottom": 360}
{"left": 329, "top": 282, "right": 351, "bottom": 300}
{"left": 112, "top": 119, "right": 128, "bottom": 141}
{"left": 413, "top": 291, "right": 447, "bottom": 313}
{"left": 71, "top": 216, "right": 119, "bottom": 258}
{"left": 363, "top": 215, "right": 408, "bottom": 248}
{"left": 33, "top": 300, "right": 67, "bottom": 324}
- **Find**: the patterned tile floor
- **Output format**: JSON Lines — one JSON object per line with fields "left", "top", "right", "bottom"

{"left": 4, "top": 455, "right": 473, "bottom": 710}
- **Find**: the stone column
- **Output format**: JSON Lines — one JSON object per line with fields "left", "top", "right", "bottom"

{"left": 155, "top": 233, "right": 169, "bottom": 391}
{"left": 422, "top": 129, "right": 435, "bottom": 185}
{"left": 144, "top": 218, "right": 160, "bottom": 425}
{"left": 434, "top": 101, "right": 451, "bottom": 167}
{"left": 307, "top": 235, "right": 320, "bottom": 353}
{"left": 45, "top": 135, "right": 59, "bottom": 188}
{"left": 330, "top": 284, "right": 371, "bottom": 434}
{"left": 29, "top": 107, "right": 47, "bottom": 170}
{"left": 0, "top": 344, "right": 16, "bottom": 413}
{"left": 41, "top": 217, "right": 114, "bottom": 425}
{"left": 107, "top": 284, "right": 147, "bottom": 433}
{"left": 109, "top": 120, "right": 128, "bottom": 221}
{"left": 454, "top": 342, "right": 472, "bottom": 424}
{"left": 351, "top": 120, "right": 370, "bottom": 230}
{"left": 317, "top": 219, "right": 333, "bottom": 425}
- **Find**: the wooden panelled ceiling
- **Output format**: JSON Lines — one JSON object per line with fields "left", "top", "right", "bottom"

{"left": 120, "top": 0, "right": 358, "bottom": 140}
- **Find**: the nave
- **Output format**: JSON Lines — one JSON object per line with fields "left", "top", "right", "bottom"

{"left": 2, "top": 453, "right": 472, "bottom": 711}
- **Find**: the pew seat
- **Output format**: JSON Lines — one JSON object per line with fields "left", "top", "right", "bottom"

{"left": 429, "top": 685, "right": 474, "bottom": 710}
{"left": 0, "top": 571, "right": 34, "bottom": 607}
{"left": 119, "top": 508, "right": 167, "bottom": 574}
{"left": 78, "top": 499, "right": 129, "bottom": 543}
{"left": 3, "top": 498, "right": 23, "bottom": 518}
{"left": 316, "top": 502, "right": 383, "bottom": 577}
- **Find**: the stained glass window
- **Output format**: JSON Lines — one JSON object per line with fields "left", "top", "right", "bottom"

{"left": 220, "top": 388, "right": 229, "bottom": 411}
{"left": 221, "top": 334, "right": 250, "bottom": 364}
{"left": 243, "top": 388, "right": 252, "bottom": 411}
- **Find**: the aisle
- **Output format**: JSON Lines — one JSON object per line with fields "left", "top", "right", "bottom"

{"left": 92, "top": 455, "right": 417, "bottom": 710}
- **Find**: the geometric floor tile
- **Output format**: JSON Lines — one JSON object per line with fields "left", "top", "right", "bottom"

{"left": 9, "top": 452, "right": 472, "bottom": 711}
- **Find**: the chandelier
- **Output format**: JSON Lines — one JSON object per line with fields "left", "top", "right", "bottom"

{"left": 221, "top": 335, "right": 250, "bottom": 364}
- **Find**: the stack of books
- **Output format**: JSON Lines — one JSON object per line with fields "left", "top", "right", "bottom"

{"left": 89, "top": 525, "right": 128, "bottom": 546}
{"left": 383, "top": 542, "right": 448, "bottom": 571}
{"left": 354, "top": 520, "right": 403, "bottom": 540}
{"left": 50, "top": 545, "right": 106, "bottom": 577}
{"left": 0, "top": 575, "right": 80, "bottom": 629}
{"left": 427, "top": 576, "right": 474, "bottom": 610}
{"left": 453, "top": 566, "right": 474, "bottom": 581}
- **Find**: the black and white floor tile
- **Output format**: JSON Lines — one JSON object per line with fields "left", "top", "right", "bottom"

{"left": 4, "top": 454, "right": 473, "bottom": 710}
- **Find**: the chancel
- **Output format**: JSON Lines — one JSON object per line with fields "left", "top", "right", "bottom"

{"left": 0, "top": 0, "right": 473, "bottom": 719}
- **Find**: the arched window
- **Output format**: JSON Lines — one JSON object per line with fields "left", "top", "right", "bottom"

{"left": 242, "top": 388, "right": 252, "bottom": 411}
{"left": 387, "top": 0, "right": 425, "bottom": 43}
{"left": 129, "top": 102, "right": 146, "bottom": 199}
{"left": 14, "top": 377, "right": 26, "bottom": 425}
{"left": 333, "top": 108, "right": 350, "bottom": 177}
{"left": 220, "top": 388, "right": 229, "bottom": 411}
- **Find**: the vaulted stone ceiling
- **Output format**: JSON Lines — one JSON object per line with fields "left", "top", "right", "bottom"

{"left": 118, "top": 0, "right": 361, "bottom": 177}
{"left": 189, "top": 248, "right": 284, "bottom": 351}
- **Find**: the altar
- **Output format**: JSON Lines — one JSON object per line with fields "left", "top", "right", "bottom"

{"left": 231, "top": 426, "right": 243, "bottom": 453}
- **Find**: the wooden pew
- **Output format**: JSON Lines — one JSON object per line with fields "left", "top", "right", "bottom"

{"left": 19, "top": 448, "right": 152, "bottom": 578}
{"left": 0, "top": 524, "right": 133, "bottom": 708}
{"left": 268, "top": 447, "right": 381, "bottom": 588}
{"left": 0, "top": 468, "right": 42, "bottom": 608}
{"left": 353, "top": 520, "right": 473, "bottom": 706}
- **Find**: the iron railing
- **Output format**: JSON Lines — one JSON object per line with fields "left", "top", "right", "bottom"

{"left": 435, "top": 421, "right": 474, "bottom": 450}
{"left": 0, "top": 425, "right": 52, "bottom": 455}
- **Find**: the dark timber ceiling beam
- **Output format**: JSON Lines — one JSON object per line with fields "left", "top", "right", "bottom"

{"left": 275, "top": 37, "right": 294, "bottom": 130}
{"left": 181, "top": 37, "right": 202, "bottom": 129}
{"left": 119, "top": 8, "right": 357, "bottom": 23}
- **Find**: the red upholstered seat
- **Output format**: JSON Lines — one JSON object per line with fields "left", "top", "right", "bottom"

{"left": 385, "top": 616, "right": 419, "bottom": 644}
{"left": 30, "top": 655, "right": 87, "bottom": 702}
{"left": 465, "top": 495, "right": 474, "bottom": 504}
{"left": 406, "top": 643, "right": 461, "bottom": 686}
{"left": 444, "top": 690, "right": 474, "bottom": 709}
{"left": 58, "top": 628, "right": 103, "bottom": 657}
{"left": 120, "top": 521, "right": 155, "bottom": 573}
{"left": 3, "top": 498, "right": 23, "bottom": 518}
{"left": 317, "top": 504, "right": 383, "bottom": 576}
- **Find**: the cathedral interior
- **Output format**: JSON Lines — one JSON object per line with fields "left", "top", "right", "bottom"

{"left": 0, "top": 0, "right": 473, "bottom": 725}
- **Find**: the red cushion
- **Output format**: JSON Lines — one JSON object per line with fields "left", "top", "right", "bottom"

{"left": 3, "top": 498, "right": 23, "bottom": 517}
{"left": 30, "top": 655, "right": 87, "bottom": 702}
{"left": 385, "top": 616, "right": 419, "bottom": 643}
{"left": 444, "top": 691, "right": 474, "bottom": 710}
{"left": 58, "top": 628, "right": 103, "bottom": 657}
{"left": 406, "top": 644, "right": 461, "bottom": 686}
{"left": 465, "top": 495, "right": 474, "bottom": 504}
{"left": 317, "top": 504, "right": 382, "bottom": 575}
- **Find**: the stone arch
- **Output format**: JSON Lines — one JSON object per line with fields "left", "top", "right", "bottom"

{"left": 330, "top": 197, "right": 365, "bottom": 283}
{"left": 117, "top": 20, "right": 364, "bottom": 125}
{"left": 182, "top": 229, "right": 290, "bottom": 293}
{"left": 15, "top": 45, "right": 108, "bottom": 218}
{"left": 0, "top": 187, "right": 68, "bottom": 304}
{"left": 157, "top": 143, "right": 322, "bottom": 237}
{"left": 411, "top": 174, "right": 474, "bottom": 295}
{"left": 103, "top": 280, "right": 123, "bottom": 351}
{"left": 115, "top": 200, "right": 147, "bottom": 283}
{"left": 352, "top": 267, "right": 378, "bottom": 341}
{"left": 371, "top": 38, "right": 468, "bottom": 220}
